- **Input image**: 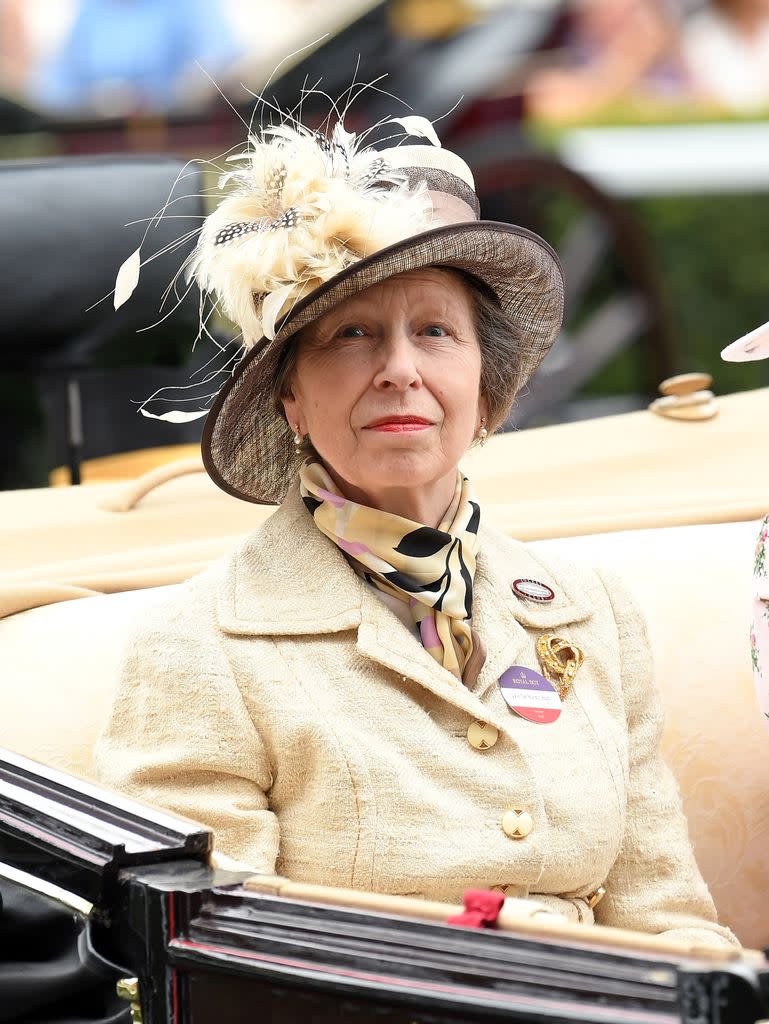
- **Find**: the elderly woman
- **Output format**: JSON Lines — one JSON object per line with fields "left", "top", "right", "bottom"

{"left": 96, "top": 114, "right": 736, "bottom": 946}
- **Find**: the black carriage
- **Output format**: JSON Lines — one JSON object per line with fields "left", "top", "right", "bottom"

{"left": 2, "top": 748, "right": 768, "bottom": 1024}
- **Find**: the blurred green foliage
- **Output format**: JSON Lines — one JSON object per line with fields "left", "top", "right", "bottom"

{"left": 530, "top": 114, "right": 769, "bottom": 397}
{"left": 629, "top": 191, "right": 769, "bottom": 395}
{"left": 531, "top": 103, "right": 769, "bottom": 137}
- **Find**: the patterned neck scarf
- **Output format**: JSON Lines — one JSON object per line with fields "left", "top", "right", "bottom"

{"left": 299, "top": 458, "right": 481, "bottom": 681}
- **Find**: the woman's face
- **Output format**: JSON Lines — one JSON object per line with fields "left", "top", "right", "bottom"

{"left": 282, "top": 268, "right": 487, "bottom": 510}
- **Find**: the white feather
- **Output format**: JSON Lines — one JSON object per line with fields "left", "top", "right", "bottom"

{"left": 389, "top": 116, "right": 442, "bottom": 148}
{"left": 139, "top": 407, "right": 208, "bottom": 423}
{"left": 218, "top": 171, "right": 239, "bottom": 188}
{"left": 263, "top": 124, "right": 313, "bottom": 144}
{"left": 114, "top": 246, "right": 141, "bottom": 310}
{"left": 332, "top": 122, "right": 356, "bottom": 152}
{"left": 262, "top": 283, "right": 296, "bottom": 341}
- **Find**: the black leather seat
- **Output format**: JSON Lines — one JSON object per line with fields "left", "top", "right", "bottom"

{"left": 0, "top": 155, "right": 208, "bottom": 486}
{"left": 0, "top": 881, "right": 130, "bottom": 1024}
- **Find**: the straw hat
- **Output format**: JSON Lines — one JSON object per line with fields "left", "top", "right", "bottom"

{"left": 191, "top": 117, "right": 564, "bottom": 504}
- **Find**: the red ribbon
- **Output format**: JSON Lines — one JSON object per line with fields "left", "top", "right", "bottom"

{"left": 447, "top": 889, "right": 505, "bottom": 929}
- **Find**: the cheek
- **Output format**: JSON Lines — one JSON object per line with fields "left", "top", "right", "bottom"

{"left": 294, "top": 363, "right": 362, "bottom": 439}
{"left": 437, "top": 354, "right": 482, "bottom": 421}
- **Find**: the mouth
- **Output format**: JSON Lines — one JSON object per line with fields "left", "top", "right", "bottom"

{"left": 363, "top": 415, "right": 434, "bottom": 433}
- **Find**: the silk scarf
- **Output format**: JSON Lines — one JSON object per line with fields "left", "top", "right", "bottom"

{"left": 299, "top": 459, "right": 481, "bottom": 680}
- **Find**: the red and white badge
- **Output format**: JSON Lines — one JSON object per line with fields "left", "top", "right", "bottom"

{"left": 498, "top": 665, "right": 562, "bottom": 724}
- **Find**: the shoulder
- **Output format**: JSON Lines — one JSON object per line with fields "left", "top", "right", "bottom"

{"left": 134, "top": 498, "right": 299, "bottom": 628}
{"left": 479, "top": 520, "right": 648, "bottom": 642}
{"left": 124, "top": 491, "right": 340, "bottom": 646}
{"left": 120, "top": 538, "right": 248, "bottom": 647}
{"left": 115, "top": 572, "right": 221, "bottom": 665}
{"left": 479, "top": 520, "right": 609, "bottom": 601}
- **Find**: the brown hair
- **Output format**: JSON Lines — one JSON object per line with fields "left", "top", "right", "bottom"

{"left": 272, "top": 267, "right": 525, "bottom": 437}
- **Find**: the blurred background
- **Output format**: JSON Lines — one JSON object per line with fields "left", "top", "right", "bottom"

{"left": 1, "top": 0, "right": 768, "bottom": 490}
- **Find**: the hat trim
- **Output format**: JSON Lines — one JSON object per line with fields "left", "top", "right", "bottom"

{"left": 274, "top": 218, "right": 560, "bottom": 340}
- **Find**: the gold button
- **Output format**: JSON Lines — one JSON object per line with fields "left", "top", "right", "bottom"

{"left": 502, "top": 808, "right": 533, "bottom": 839}
{"left": 467, "top": 721, "right": 499, "bottom": 750}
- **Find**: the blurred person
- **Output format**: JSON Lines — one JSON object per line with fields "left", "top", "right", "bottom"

{"left": 0, "top": 0, "right": 29, "bottom": 94}
{"left": 525, "top": 0, "right": 680, "bottom": 121}
{"left": 223, "top": 0, "right": 323, "bottom": 84}
{"left": 0, "top": 0, "right": 77, "bottom": 104}
{"left": 35, "top": 0, "right": 242, "bottom": 116}
{"left": 680, "top": 0, "right": 769, "bottom": 111}
{"left": 722, "top": 322, "right": 769, "bottom": 731}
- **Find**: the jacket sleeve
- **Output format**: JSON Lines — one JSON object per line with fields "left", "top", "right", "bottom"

{"left": 593, "top": 568, "right": 738, "bottom": 947}
{"left": 94, "top": 579, "right": 279, "bottom": 873}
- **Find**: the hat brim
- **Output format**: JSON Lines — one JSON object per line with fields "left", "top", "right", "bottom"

{"left": 202, "top": 220, "right": 564, "bottom": 505}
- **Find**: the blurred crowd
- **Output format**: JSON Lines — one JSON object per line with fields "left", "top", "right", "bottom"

{"left": 0, "top": 0, "right": 321, "bottom": 118}
{"left": 526, "top": 0, "right": 769, "bottom": 120}
{"left": 0, "top": 0, "right": 768, "bottom": 123}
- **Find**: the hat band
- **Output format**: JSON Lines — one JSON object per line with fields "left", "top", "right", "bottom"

{"left": 399, "top": 165, "right": 481, "bottom": 220}
{"left": 428, "top": 190, "right": 479, "bottom": 227}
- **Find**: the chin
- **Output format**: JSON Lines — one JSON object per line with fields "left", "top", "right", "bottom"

{"left": 355, "top": 449, "right": 457, "bottom": 490}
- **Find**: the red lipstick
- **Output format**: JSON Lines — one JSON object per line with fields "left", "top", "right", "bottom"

{"left": 365, "top": 415, "right": 433, "bottom": 433}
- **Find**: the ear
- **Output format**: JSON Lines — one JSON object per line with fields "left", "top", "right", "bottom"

{"left": 478, "top": 393, "right": 490, "bottom": 429}
{"left": 280, "top": 390, "right": 302, "bottom": 433}
{"left": 721, "top": 320, "right": 769, "bottom": 362}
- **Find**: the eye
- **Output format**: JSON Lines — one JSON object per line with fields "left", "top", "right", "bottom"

{"left": 337, "top": 324, "right": 368, "bottom": 339}
{"left": 422, "top": 324, "right": 449, "bottom": 338}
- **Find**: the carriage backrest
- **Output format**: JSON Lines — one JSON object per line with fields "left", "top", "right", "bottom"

{"left": 1, "top": 517, "right": 767, "bottom": 947}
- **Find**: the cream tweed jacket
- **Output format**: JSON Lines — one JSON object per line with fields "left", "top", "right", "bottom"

{"left": 95, "top": 484, "right": 736, "bottom": 946}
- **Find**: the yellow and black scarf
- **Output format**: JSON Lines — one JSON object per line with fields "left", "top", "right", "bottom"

{"left": 299, "top": 459, "right": 481, "bottom": 681}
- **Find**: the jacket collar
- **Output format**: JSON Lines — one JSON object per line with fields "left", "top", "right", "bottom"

{"left": 217, "top": 484, "right": 364, "bottom": 636}
{"left": 217, "top": 484, "right": 596, "bottom": 717}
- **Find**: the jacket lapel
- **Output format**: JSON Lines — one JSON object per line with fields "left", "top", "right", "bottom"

{"left": 355, "top": 587, "right": 487, "bottom": 716}
{"left": 471, "top": 527, "right": 595, "bottom": 704}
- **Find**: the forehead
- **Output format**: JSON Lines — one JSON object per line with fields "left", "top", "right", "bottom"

{"left": 321, "top": 268, "right": 473, "bottom": 317}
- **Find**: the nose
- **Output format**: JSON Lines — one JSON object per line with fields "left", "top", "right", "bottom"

{"left": 373, "top": 329, "right": 422, "bottom": 391}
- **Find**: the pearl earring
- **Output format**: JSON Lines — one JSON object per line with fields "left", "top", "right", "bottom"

{"left": 478, "top": 419, "right": 488, "bottom": 446}
{"left": 293, "top": 425, "right": 302, "bottom": 446}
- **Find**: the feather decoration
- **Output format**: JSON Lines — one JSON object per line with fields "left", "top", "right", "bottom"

{"left": 188, "top": 120, "right": 435, "bottom": 345}
{"left": 387, "top": 116, "right": 442, "bottom": 148}
{"left": 114, "top": 246, "right": 142, "bottom": 310}
{"left": 139, "top": 407, "right": 209, "bottom": 423}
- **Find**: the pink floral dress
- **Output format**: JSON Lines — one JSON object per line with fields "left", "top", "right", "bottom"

{"left": 751, "top": 515, "right": 769, "bottom": 727}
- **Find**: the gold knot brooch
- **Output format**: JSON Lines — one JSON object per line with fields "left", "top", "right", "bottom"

{"left": 536, "top": 634, "right": 585, "bottom": 699}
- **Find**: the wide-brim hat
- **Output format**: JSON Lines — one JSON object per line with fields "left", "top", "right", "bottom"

{"left": 195, "top": 123, "right": 564, "bottom": 505}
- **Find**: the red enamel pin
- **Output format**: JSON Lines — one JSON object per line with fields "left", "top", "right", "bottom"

{"left": 512, "top": 578, "right": 555, "bottom": 603}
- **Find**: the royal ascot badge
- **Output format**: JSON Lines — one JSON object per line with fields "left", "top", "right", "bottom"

{"left": 498, "top": 666, "right": 562, "bottom": 725}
